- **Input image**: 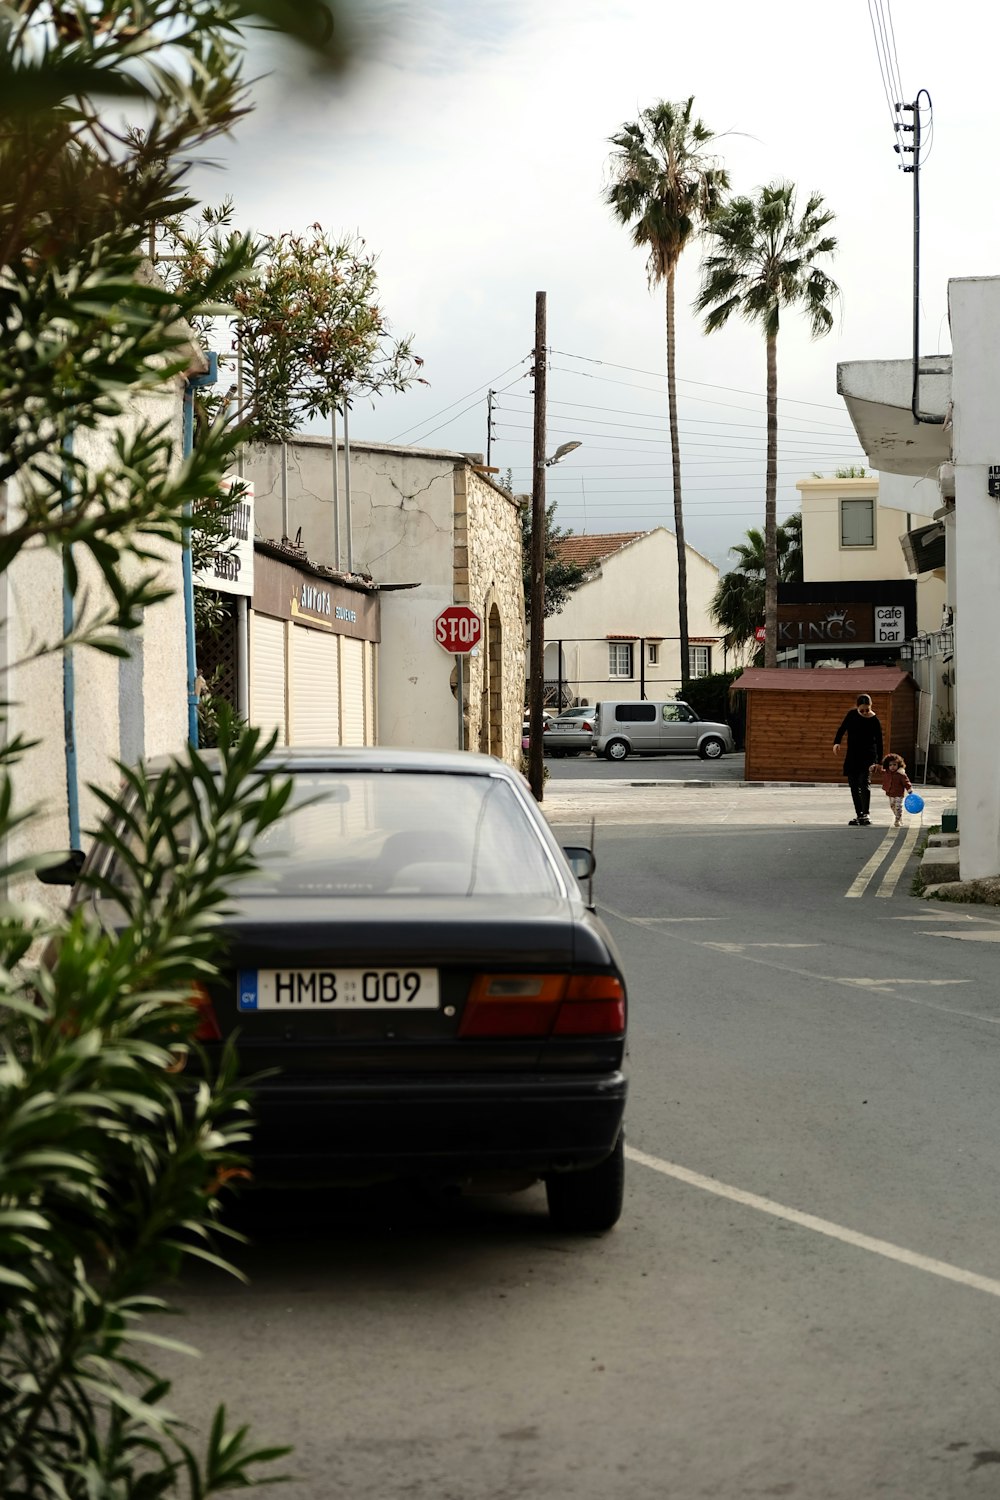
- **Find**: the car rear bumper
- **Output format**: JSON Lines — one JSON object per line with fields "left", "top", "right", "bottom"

{"left": 244, "top": 1071, "right": 627, "bottom": 1181}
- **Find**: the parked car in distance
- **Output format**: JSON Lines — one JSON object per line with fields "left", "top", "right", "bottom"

{"left": 521, "top": 708, "right": 554, "bottom": 751}
{"left": 47, "top": 748, "right": 628, "bottom": 1231}
{"left": 592, "top": 699, "right": 735, "bottom": 761}
{"left": 543, "top": 705, "right": 597, "bottom": 757}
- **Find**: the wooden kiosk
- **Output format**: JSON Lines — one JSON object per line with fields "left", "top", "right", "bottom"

{"left": 732, "top": 667, "right": 918, "bottom": 783}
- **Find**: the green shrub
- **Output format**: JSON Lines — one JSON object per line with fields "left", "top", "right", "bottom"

{"left": 0, "top": 723, "right": 294, "bottom": 1496}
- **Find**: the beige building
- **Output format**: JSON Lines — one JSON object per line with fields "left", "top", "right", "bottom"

{"left": 243, "top": 438, "right": 524, "bottom": 764}
{"left": 796, "top": 473, "right": 945, "bottom": 636}
{"left": 794, "top": 472, "right": 948, "bottom": 770}
{"left": 545, "top": 529, "right": 723, "bottom": 705}
{"left": 2, "top": 366, "right": 193, "bottom": 903}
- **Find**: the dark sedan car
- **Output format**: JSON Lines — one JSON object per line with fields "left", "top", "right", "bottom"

{"left": 66, "top": 749, "right": 628, "bottom": 1231}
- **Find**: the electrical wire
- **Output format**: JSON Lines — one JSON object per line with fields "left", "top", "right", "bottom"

{"left": 549, "top": 349, "right": 854, "bottom": 413}
{"left": 500, "top": 390, "right": 856, "bottom": 437}
{"left": 387, "top": 356, "right": 529, "bottom": 442}
{"left": 869, "top": 0, "right": 901, "bottom": 146}
{"left": 548, "top": 365, "right": 857, "bottom": 427}
{"left": 494, "top": 421, "right": 868, "bottom": 457}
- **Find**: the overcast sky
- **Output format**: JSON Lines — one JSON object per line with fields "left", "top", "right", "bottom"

{"left": 192, "top": 0, "right": 998, "bottom": 569}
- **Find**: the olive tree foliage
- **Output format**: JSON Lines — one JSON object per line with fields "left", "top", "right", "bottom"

{"left": 0, "top": 2, "right": 359, "bottom": 1493}
{"left": 160, "top": 203, "right": 424, "bottom": 446}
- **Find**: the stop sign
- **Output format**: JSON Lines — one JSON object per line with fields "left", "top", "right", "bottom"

{"left": 434, "top": 604, "right": 482, "bottom": 654}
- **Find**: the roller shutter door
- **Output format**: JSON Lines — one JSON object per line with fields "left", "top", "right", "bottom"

{"left": 289, "top": 626, "right": 340, "bottom": 745}
{"left": 340, "top": 636, "right": 365, "bottom": 746}
{"left": 364, "top": 641, "right": 377, "bottom": 745}
{"left": 250, "top": 613, "right": 287, "bottom": 745}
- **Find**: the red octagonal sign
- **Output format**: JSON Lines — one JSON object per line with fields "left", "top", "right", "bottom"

{"left": 434, "top": 604, "right": 482, "bottom": 654}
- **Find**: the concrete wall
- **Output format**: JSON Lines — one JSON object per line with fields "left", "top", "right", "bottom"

{"left": 4, "top": 378, "right": 188, "bottom": 901}
{"left": 948, "top": 277, "right": 1000, "bottom": 879}
{"left": 244, "top": 438, "right": 524, "bottom": 764}
{"left": 541, "top": 530, "right": 722, "bottom": 704}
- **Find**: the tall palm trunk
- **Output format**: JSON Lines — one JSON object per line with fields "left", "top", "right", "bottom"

{"left": 666, "top": 264, "right": 690, "bottom": 693}
{"left": 763, "top": 330, "right": 778, "bottom": 668}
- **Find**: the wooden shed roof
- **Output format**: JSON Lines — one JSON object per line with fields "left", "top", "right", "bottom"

{"left": 731, "top": 667, "right": 913, "bottom": 694}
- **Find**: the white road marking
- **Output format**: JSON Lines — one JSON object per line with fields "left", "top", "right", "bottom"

{"left": 634, "top": 916, "right": 723, "bottom": 923}
{"left": 893, "top": 913, "right": 990, "bottom": 922}
{"left": 876, "top": 825, "right": 920, "bottom": 897}
{"left": 626, "top": 1145, "right": 1000, "bottom": 1301}
{"left": 845, "top": 828, "right": 898, "bottom": 898}
{"left": 920, "top": 929, "right": 1000, "bottom": 944}
{"left": 702, "top": 942, "right": 821, "bottom": 953}
{"left": 837, "top": 977, "right": 970, "bottom": 988}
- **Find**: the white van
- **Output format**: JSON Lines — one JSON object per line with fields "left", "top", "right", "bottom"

{"left": 592, "top": 700, "right": 735, "bottom": 762}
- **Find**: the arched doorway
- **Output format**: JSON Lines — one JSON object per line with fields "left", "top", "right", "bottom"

{"left": 479, "top": 602, "right": 503, "bottom": 756}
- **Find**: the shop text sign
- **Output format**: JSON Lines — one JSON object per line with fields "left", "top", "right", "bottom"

{"left": 194, "top": 476, "right": 254, "bottom": 597}
{"left": 874, "top": 605, "right": 904, "bottom": 644}
{"left": 434, "top": 604, "right": 482, "bottom": 654}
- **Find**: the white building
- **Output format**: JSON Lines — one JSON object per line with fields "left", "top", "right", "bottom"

{"left": 838, "top": 277, "right": 1000, "bottom": 879}
{"left": 545, "top": 529, "right": 723, "bottom": 705}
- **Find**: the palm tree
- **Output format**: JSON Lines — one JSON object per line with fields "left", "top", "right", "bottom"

{"left": 605, "top": 98, "right": 728, "bottom": 692}
{"left": 696, "top": 182, "right": 838, "bottom": 667}
{"left": 711, "top": 515, "right": 803, "bottom": 656}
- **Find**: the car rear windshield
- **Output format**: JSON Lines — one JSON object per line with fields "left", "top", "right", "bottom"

{"left": 241, "top": 771, "right": 564, "bottom": 898}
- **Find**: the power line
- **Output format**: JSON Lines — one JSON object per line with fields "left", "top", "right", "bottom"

{"left": 501, "top": 390, "right": 855, "bottom": 436}
{"left": 388, "top": 357, "right": 529, "bottom": 442}
{"left": 549, "top": 349, "right": 852, "bottom": 413}
{"left": 548, "top": 365, "right": 858, "bottom": 428}
{"left": 494, "top": 422, "right": 867, "bottom": 456}
{"left": 868, "top": 0, "right": 902, "bottom": 148}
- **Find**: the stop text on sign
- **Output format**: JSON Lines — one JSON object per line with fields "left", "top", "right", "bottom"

{"left": 434, "top": 605, "right": 483, "bottom": 654}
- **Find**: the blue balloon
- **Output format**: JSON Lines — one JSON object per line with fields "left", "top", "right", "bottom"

{"left": 903, "top": 792, "right": 924, "bottom": 814}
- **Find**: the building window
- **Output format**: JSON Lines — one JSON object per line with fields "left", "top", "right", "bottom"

{"left": 647, "top": 642, "right": 659, "bottom": 665}
{"left": 608, "top": 642, "right": 634, "bottom": 678}
{"left": 840, "top": 496, "right": 875, "bottom": 548}
{"left": 689, "top": 645, "right": 711, "bottom": 679}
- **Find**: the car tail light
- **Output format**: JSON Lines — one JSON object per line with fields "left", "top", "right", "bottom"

{"left": 458, "top": 973, "right": 625, "bottom": 1038}
{"left": 582, "top": 720, "right": 592, "bottom": 732}
{"left": 188, "top": 982, "right": 223, "bottom": 1042}
{"left": 553, "top": 974, "right": 626, "bottom": 1035}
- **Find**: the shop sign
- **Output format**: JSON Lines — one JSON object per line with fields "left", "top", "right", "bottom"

{"left": 776, "top": 603, "right": 873, "bottom": 645}
{"left": 194, "top": 477, "right": 254, "bottom": 597}
{"left": 874, "top": 605, "right": 905, "bottom": 644}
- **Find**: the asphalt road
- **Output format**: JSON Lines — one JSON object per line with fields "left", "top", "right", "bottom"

{"left": 162, "top": 782, "right": 1000, "bottom": 1500}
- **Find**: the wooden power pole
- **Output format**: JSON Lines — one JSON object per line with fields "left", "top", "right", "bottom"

{"left": 528, "top": 291, "right": 547, "bottom": 802}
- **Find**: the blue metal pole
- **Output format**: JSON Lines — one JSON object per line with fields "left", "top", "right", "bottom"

{"left": 181, "top": 353, "right": 219, "bottom": 748}
{"left": 62, "top": 433, "right": 81, "bottom": 849}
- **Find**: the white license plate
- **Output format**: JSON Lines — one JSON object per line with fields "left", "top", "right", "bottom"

{"left": 237, "top": 968, "right": 439, "bottom": 1011}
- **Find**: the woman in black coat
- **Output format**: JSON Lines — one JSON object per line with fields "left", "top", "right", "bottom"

{"left": 833, "top": 693, "right": 884, "bottom": 825}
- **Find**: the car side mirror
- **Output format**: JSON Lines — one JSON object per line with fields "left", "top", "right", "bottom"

{"left": 562, "top": 846, "right": 596, "bottom": 881}
{"left": 35, "top": 849, "right": 85, "bottom": 886}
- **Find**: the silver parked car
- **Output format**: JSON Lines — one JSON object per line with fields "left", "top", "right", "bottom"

{"left": 543, "top": 705, "right": 597, "bottom": 757}
{"left": 592, "top": 700, "right": 735, "bottom": 761}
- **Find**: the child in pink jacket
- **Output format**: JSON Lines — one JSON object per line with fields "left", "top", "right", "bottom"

{"left": 881, "top": 753, "right": 913, "bottom": 828}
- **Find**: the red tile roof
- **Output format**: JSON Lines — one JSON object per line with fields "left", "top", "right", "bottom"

{"left": 552, "top": 532, "right": 647, "bottom": 571}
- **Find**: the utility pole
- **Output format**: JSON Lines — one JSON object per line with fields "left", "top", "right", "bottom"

{"left": 528, "top": 292, "right": 547, "bottom": 803}
{"left": 486, "top": 388, "right": 496, "bottom": 468}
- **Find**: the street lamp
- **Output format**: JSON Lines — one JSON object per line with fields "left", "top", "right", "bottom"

{"left": 544, "top": 441, "right": 582, "bottom": 468}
